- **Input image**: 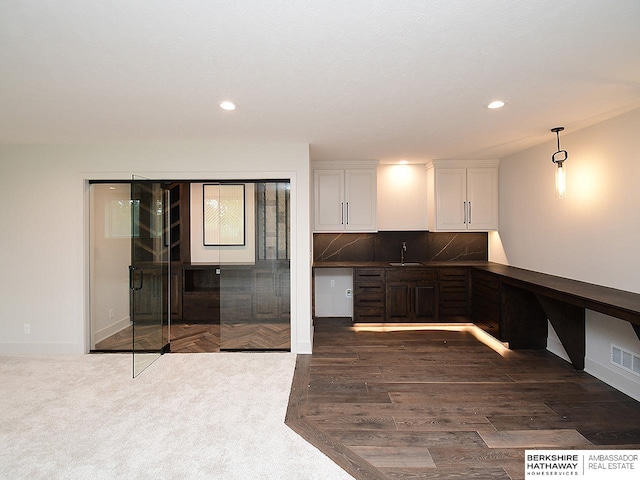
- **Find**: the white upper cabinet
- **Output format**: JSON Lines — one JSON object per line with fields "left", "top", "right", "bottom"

{"left": 314, "top": 170, "right": 345, "bottom": 231}
{"left": 427, "top": 160, "right": 499, "bottom": 231}
{"left": 466, "top": 167, "right": 499, "bottom": 230}
{"left": 433, "top": 167, "right": 467, "bottom": 230}
{"left": 313, "top": 165, "right": 377, "bottom": 232}
{"left": 344, "top": 169, "right": 377, "bottom": 231}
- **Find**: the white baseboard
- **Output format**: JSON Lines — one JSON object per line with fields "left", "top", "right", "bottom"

{"left": 0, "top": 342, "right": 83, "bottom": 355}
{"left": 546, "top": 336, "right": 571, "bottom": 363}
{"left": 93, "top": 316, "right": 130, "bottom": 344}
{"left": 295, "top": 324, "right": 314, "bottom": 354}
{"left": 585, "top": 357, "right": 640, "bottom": 402}
{"left": 296, "top": 340, "right": 313, "bottom": 355}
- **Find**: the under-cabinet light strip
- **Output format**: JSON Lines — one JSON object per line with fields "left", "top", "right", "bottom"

{"left": 350, "top": 323, "right": 510, "bottom": 356}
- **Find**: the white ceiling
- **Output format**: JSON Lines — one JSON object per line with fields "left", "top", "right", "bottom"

{"left": 1, "top": 0, "right": 639, "bottom": 163}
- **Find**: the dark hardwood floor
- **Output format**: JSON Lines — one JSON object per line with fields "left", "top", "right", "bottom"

{"left": 286, "top": 318, "right": 640, "bottom": 480}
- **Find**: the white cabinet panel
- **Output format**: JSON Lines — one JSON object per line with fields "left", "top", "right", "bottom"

{"left": 345, "top": 169, "right": 377, "bottom": 231}
{"left": 314, "top": 167, "right": 377, "bottom": 232}
{"left": 467, "top": 167, "right": 498, "bottom": 231}
{"left": 428, "top": 160, "right": 499, "bottom": 231}
{"left": 314, "top": 170, "right": 345, "bottom": 231}
{"left": 435, "top": 168, "right": 467, "bottom": 230}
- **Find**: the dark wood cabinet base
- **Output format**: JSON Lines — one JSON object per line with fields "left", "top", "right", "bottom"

{"left": 536, "top": 295, "right": 585, "bottom": 370}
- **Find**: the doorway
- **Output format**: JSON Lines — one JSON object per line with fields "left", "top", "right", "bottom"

{"left": 89, "top": 180, "right": 291, "bottom": 364}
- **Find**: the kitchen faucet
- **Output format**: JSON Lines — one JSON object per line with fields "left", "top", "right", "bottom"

{"left": 401, "top": 242, "right": 407, "bottom": 265}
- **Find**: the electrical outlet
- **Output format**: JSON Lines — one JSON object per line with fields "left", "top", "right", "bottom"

{"left": 24, "top": 323, "right": 31, "bottom": 335}
{"left": 330, "top": 279, "right": 335, "bottom": 287}
{"left": 346, "top": 288, "right": 352, "bottom": 298}
{"left": 109, "top": 308, "right": 114, "bottom": 319}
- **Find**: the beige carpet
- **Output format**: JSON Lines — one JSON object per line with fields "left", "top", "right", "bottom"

{"left": 0, "top": 353, "right": 353, "bottom": 479}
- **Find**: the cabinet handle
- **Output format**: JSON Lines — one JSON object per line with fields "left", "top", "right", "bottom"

{"left": 468, "top": 201, "right": 472, "bottom": 224}
{"left": 346, "top": 202, "right": 349, "bottom": 225}
{"left": 463, "top": 201, "right": 467, "bottom": 224}
{"left": 341, "top": 202, "right": 344, "bottom": 224}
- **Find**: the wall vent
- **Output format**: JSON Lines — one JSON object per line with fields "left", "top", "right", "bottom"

{"left": 611, "top": 344, "right": 640, "bottom": 377}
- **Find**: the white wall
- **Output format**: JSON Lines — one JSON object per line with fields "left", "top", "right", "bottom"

{"left": 0, "top": 142, "right": 312, "bottom": 354}
{"left": 377, "top": 164, "right": 428, "bottom": 230}
{"left": 498, "top": 107, "right": 640, "bottom": 400}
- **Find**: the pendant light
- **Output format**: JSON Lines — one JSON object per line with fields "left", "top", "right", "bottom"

{"left": 551, "top": 127, "right": 568, "bottom": 198}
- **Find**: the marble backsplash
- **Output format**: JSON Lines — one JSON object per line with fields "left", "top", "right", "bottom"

{"left": 313, "top": 231, "right": 488, "bottom": 262}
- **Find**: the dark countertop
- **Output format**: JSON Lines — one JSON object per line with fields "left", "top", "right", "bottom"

{"left": 313, "top": 260, "right": 640, "bottom": 325}
{"left": 313, "top": 261, "right": 491, "bottom": 268}
{"left": 475, "top": 263, "right": 640, "bottom": 324}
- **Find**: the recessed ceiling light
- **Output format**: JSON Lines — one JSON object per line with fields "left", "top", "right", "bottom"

{"left": 487, "top": 100, "right": 505, "bottom": 109}
{"left": 219, "top": 101, "right": 237, "bottom": 111}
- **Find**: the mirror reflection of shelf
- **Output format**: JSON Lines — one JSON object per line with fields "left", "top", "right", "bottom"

{"left": 183, "top": 267, "right": 220, "bottom": 293}
{"left": 182, "top": 266, "right": 220, "bottom": 323}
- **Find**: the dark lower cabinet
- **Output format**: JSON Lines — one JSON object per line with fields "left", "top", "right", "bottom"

{"left": 385, "top": 269, "right": 438, "bottom": 322}
{"left": 470, "top": 269, "right": 548, "bottom": 348}
{"left": 414, "top": 283, "right": 438, "bottom": 319}
{"left": 180, "top": 263, "right": 290, "bottom": 324}
{"left": 170, "top": 269, "right": 182, "bottom": 320}
{"left": 352, "top": 267, "right": 477, "bottom": 323}
{"left": 500, "top": 282, "right": 547, "bottom": 349}
{"left": 353, "top": 269, "right": 385, "bottom": 323}
{"left": 182, "top": 294, "right": 220, "bottom": 322}
{"left": 220, "top": 267, "right": 253, "bottom": 322}
{"left": 471, "top": 269, "right": 501, "bottom": 338}
{"left": 386, "top": 282, "right": 437, "bottom": 322}
{"left": 252, "top": 264, "right": 290, "bottom": 321}
{"left": 386, "top": 284, "right": 410, "bottom": 319}
{"left": 438, "top": 267, "right": 470, "bottom": 319}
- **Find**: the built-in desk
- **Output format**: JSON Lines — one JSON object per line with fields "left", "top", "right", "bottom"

{"left": 475, "top": 263, "right": 640, "bottom": 370}
{"left": 313, "top": 261, "right": 640, "bottom": 370}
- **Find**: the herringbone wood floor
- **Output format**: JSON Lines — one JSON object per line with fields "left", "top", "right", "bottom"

{"left": 94, "top": 322, "right": 289, "bottom": 352}
{"left": 220, "top": 322, "right": 290, "bottom": 350}
{"left": 286, "top": 318, "right": 640, "bottom": 480}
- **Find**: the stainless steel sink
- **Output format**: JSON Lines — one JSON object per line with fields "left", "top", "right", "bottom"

{"left": 389, "top": 262, "right": 423, "bottom": 267}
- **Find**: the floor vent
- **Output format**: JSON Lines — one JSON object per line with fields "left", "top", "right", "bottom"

{"left": 611, "top": 344, "right": 640, "bottom": 377}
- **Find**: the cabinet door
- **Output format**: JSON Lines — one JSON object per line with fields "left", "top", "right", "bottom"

{"left": 345, "top": 169, "right": 377, "bottom": 231}
{"left": 354, "top": 268, "right": 385, "bottom": 323}
{"left": 439, "top": 268, "right": 470, "bottom": 318}
{"left": 386, "top": 283, "right": 411, "bottom": 321}
{"left": 170, "top": 270, "right": 181, "bottom": 319}
{"left": 467, "top": 168, "right": 498, "bottom": 231}
{"left": 414, "top": 282, "right": 437, "bottom": 321}
{"left": 471, "top": 270, "right": 501, "bottom": 338}
{"left": 278, "top": 269, "right": 291, "bottom": 319}
{"left": 252, "top": 268, "right": 290, "bottom": 320}
{"left": 253, "top": 270, "right": 279, "bottom": 320}
{"left": 435, "top": 168, "right": 467, "bottom": 230}
{"left": 314, "top": 170, "right": 345, "bottom": 231}
{"left": 182, "top": 295, "right": 220, "bottom": 322}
